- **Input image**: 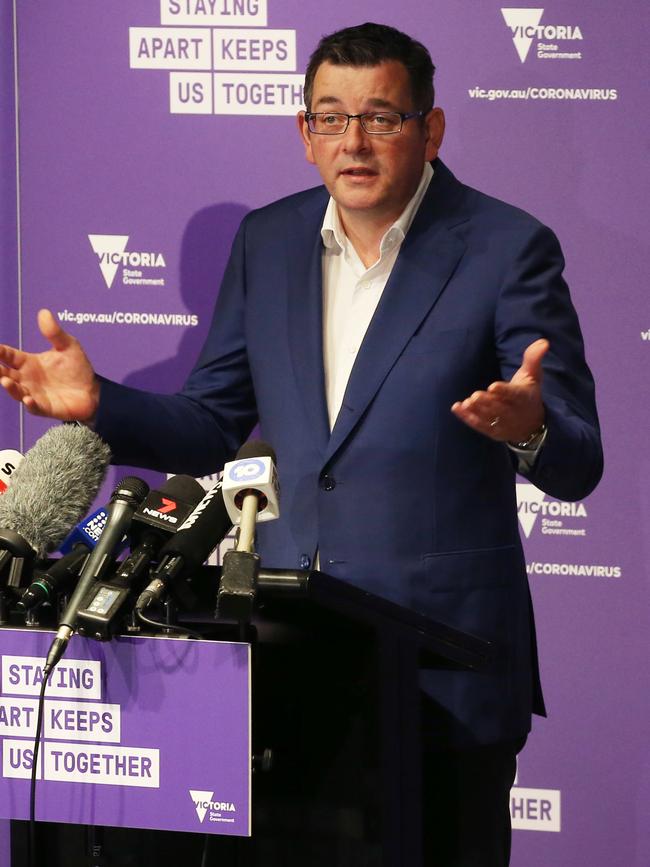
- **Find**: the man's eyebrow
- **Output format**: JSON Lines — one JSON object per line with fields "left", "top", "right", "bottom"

{"left": 312, "top": 96, "right": 344, "bottom": 109}
{"left": 365, "top": 97, "right": 399, "bottom": 109}
{"left": 312, "top": 96, "right": 401, "bottom": 110}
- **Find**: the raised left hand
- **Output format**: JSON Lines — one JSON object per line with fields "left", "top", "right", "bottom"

{"left": 451, "top": 338, "right": 548, "bottom": 443}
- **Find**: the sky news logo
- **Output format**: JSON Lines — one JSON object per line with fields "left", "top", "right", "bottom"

{"left": 88, "top": 234, "right": 166, "bottom": 289}
{"left": 501, "top": 8, "right": 583, "bottom": 63}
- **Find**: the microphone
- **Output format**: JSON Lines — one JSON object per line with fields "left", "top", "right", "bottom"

{"left": 18, "top": 546, "right": 90, "bottom": 613}
{"left": 217, "top": 441, "right": 280, "bottom": 621}
{"left": 75, "top": 475, "right": 205, "bottom": 639}
{"left": 59, "top": 505, "right": 111, "bottom": 554}
{"left": 19, "top": 505, "right": 121, "bottom": 612}
{"left": 121, "top": 474, "right": 207, "bottom": 580}
{"left": 135, "top": 479, "right": 232, "bottom": 614}
{"left": 0, "top": 449, "right": 23, "bottom": 494}
{"left": 128, "top": 474, "right": 207, "bottom": 553}
{"left": 221, "top": 440, "right": 280, "bottom": 551}
{"left": 45, "top": 476, "right": 149, "bottom": 673}
{"left": 0, "top": 425, "right": 111, "bottom": 586}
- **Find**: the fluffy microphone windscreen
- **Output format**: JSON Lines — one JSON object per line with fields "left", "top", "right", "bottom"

{"left": 0, "top": 424, "right": 112, "bottom": 557}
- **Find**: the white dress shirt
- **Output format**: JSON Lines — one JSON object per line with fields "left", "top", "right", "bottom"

{"left": 321, "top": 163, "right": 434, "bottom": 429}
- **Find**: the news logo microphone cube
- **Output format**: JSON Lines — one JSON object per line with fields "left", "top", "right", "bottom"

{"left": 58, "top": 506, "right": 129, "bottom": 558}
{"left": 0, "top": 450, "right": 23, "bottom": 494}
{"left": 134, "top": 488, "right": 198, "bottom": 532}
{"left": 59, "top": 507, "right": 109, "bottom": 554}
{"left": 222, "top": 456, "right": 280, "bottom": 526}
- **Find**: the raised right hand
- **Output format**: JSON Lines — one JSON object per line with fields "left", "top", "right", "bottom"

{"left": 0, "top": 309, "right": 100, "bottom": 422}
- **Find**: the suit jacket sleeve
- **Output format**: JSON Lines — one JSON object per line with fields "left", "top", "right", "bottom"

{"left": 494, "top": 222, "right": 602, "bottom": 500}
{"left": 94, "top": 218, "right": 258, "bottom": 475}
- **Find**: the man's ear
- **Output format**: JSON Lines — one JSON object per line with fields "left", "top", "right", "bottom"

{"left": 297, "top": 111, "right": 316, "bottom": 165}
{"left": 424, "top": 107, "right": 445, "bottom": 162}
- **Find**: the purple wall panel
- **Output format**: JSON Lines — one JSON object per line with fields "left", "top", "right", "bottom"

{"left": 1, "top": 2, "right": 18, "bottom": 857}
{"left": 5, "top": 1, "right": 649, "bottom": 863}
{"left": 1, "top": 2, "right": 21, "bottom": 460}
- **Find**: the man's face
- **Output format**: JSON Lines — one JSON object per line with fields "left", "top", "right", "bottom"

{"left": 298, "top": 60, "right": 444, "bottom": 227}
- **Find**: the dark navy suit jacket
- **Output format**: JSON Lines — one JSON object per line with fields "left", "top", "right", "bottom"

{"left": 96, "top": 160, "right": 602, "bottom": 744}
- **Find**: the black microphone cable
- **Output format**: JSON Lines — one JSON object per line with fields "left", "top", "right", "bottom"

{"left": 28, "top": 665, "right": 50, "bottom": 867}
{"left": 134, "top": 605, "right": 203, "bottom": 640}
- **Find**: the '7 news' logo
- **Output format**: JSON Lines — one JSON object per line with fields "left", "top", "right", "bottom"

{"left": 141, "top": 497, "right": 180, "bottom": 523}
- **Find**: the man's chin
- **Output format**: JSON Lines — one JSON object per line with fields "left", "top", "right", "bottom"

{"left": 333, "top": 187, "right": 384, "bottom": 214}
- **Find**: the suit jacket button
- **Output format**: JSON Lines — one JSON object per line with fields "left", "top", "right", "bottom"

{"left": 320, "top": 474, "right": 336, "bottom": 491}
{"left": 299, "top": 554, "right": 311, "bottom": 569}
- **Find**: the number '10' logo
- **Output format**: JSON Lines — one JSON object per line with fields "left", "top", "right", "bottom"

{"left": 229, "top": 459, "right": 265, "bottom": 482}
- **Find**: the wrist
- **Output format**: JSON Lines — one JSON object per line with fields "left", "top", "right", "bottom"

{"left": 509, "top": 422, "right": 547, "bottom": 451}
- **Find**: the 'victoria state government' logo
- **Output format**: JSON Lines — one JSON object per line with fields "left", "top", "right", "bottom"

{"left": 189, "top": 790, "right": 236, "bottom": 824}
{"left": 516, "top": 483, "right": 588, "bottom": 538}
{"left": 88, "top": 234, "right": 166, "bottom": 288}
{"left": 501, "top": 8, "right": 583, "bottom": 63}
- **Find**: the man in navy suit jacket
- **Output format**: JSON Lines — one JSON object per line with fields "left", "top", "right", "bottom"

{"left": 0, "top": 22, "right": 601, "bottom": 867}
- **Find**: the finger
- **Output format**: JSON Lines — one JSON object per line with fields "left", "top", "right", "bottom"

{"left": 451, "top": 400, "right": 507, "bottom": 436}
{"left": 0, "top": 344, "right": 27, "bottom": 370}
{"left": 451, "top": 401, "right": 483, "bottom": 427}
{"left": 486, "top": 381, "right": 523, "bottom": 407}
{"left": 38, "top": 308, "right": 73, "bottom": 352}
{"left": 0, "top": 367, "right": 21, "bottom": 385}
{"left": 456, "top": 390, "right": 507, "bottom": 420}
{"left": 22, "top": 395, "right": 46, "bottom": 416}
{"left": 519, "top": 338, "right": 549, "bottom": 381}
{"left": 487, "top": 381, "right": 512, "bottom": 398}
{"left": 1, "top": 376, "right": 28, "bottom": 403}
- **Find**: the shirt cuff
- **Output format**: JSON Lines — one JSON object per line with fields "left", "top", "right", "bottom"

{"left": 507, "top": 425, "right": 548, "bottom": 472}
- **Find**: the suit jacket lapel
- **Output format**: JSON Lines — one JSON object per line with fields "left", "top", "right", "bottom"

{"left": 324, "top": 163, "right": 469, "bottom": 464}
{"left": 286, "top": 189, "right": 331, "bottom": 453}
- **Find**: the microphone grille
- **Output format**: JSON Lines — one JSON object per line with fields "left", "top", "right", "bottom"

{"left": 158, "top": 474, "right": 205, "bottom": 502}
{"left": 111, "top": 476, "right": 150, "bottom": 507}
{"left": 235, "top": 439, "right": 277, "bottom": 464}
{"left": 0, "top": 424, "right": 111, "bottom": 557}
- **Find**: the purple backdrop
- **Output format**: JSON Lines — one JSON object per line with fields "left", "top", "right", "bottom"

{"left": 3, "top": 1, "right": 649, "bottom": 863}
{"left": 1, "top": 3, "right": 20, "bottom": 857}
{"left": 1, "top": 0, "right": 20, "bottom": 459}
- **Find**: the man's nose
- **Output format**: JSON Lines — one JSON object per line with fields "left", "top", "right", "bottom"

{"left": 342, "top": 116, "right": 371, "bottom": 151}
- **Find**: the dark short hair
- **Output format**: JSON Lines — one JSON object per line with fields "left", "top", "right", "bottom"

{"left": 303, "top": 22, "right": 435, "bottom": 112}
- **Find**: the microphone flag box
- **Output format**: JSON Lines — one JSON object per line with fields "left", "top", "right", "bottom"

{"left": 133, "top": 488, "right": 198, "bottom": 532}
{"left": 222, "top": 456, "right": 280, "bottom": 525}
{"left": 0, "top": 628, "right": 251, "bottom": 835}
{"left": 0, "top": 451, "right": 24, "bottom": 494}
{"left": 59, "top": 507, "right": 109, "bottom": 554}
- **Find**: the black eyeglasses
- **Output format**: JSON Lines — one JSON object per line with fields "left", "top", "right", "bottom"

{"left": 304, "top": 110, "right": 428, "bottom": 135}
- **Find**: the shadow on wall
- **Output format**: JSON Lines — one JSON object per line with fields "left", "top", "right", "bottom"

{"left": 104, "top": 200, "right": 250, "bottom": 492}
